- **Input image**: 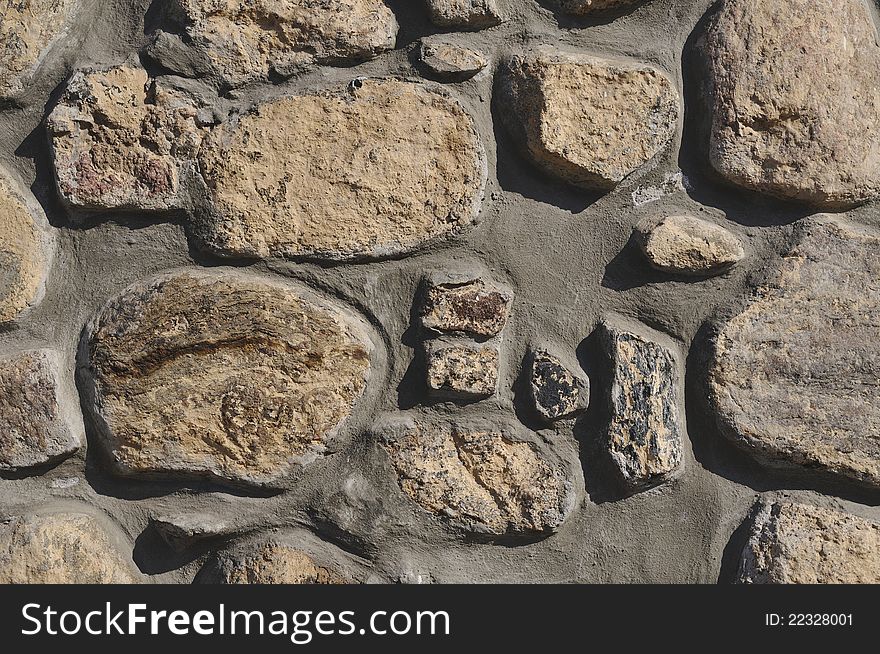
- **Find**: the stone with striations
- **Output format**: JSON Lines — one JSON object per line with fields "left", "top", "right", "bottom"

{"left": 498, "top": 49, "right": 679, "bottom": 190}
{"left": 701, "top": 0, "right": 880, "bottom": 209}
{"left": 419, "top": 274, "right": 511, "bottom": 338}
{"left": 708, "top": 216, "right": 880, "bottom": 488}
{"left": 80, "top": 270, "right": 373, "bottom": 488}
{"left": 426, "top": 0, "right": 502, "bottom": 29}
{"left": 635, "top": 215, "right": 744, "bottom": 276}
{"left": 527, "top": 348, "right": 589, "bottom": 422}
{"left": 738, "top": 502, "right": 880, "bottom": 584}
{"left": 600, "top": 320, "right": 682, "bottom": 488}
{"left": 194, "top": 78, "right": 486, "bottom": 260}
{"left": 199, "top": 541, "right": 348, "bottom": 584}
{"left": 425, "top": 340, "right": 499, "bottom": 399}
{"left": 419, "top": 38, "right": 488, "bottom": 81}
{"left": 0, "top": 350, "right": 81, "bottom": 471}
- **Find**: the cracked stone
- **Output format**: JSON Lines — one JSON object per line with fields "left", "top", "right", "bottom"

{"left": 527, "top": 348, "right": 589, "bottom": 422}
{"left": 419, "top": 38, "right": 488, "bottom": 81}
{"left": 426, "top": 0, "right": 502, "bottom": 29}
{"left": 635, "top": 215, "right": 744, "bottom": 276}
{"left": 198, "top": 541, "right": 349, "bottom": 584}
{"left": 419, "top": 273, "right": 511, "bottom": 338}
{"left": 425, "top": 340, "right": 499, "bottom": 399}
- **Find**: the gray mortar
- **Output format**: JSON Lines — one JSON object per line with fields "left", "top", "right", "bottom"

{"left": 1, "top": 0, "right": 879, "bottom": 584}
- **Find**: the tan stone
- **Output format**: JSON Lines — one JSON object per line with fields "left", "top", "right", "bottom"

{"left": 709, "top": 217, "right": 880, "bottom": 487}
{"left": 170, "top": 0, "right": 398, "bottom": 88}
{"left": 195, "top": 78, "right": 486, "bottom": 260}
{"left": 419, "top": 38, "right": 488, "bottom": 81}
{"left": 0, "top": 0, "right": 77, "bottom": 100}
{"left": 426, "top": 0, "right": 502, "bottom": 29}
{"left": 635, "top": 215, "right": 744, "bottom": 276}
{"left": 739, "top": 502, "right": 880, "bottom": 584}
{"left": 0, "top": 350, "right": 81, "bottom": 471}
{"left": 419, "top": 274, "right": 511, "bottom": 338}
{"left": 47, "top": 65, "right": 208, "bottom": 212}
{"left": 81, "top": 270, "right": 373, "bottom": 488}
{"left": 0, "top": 172, "right": 51, "bottom": 324}
{"left": 201, "top": 541, "right": 348, "bottom": 584}
{"left": 554, "top": 0, "right": 643, "bottom": 15}
{"left": 425, "top": 340, "right": 499, "bottom": 399}
{"left": 379, "top": 417, "right": 574, "bottom": 535}
{"left": 702, "top": 0, "right": 880, "bottom": 209}
{"left": 498, "top": 49, "right": 679, "bottom": 190}
{"left": 0, "top": 512, "right": 140, "bottom": 583}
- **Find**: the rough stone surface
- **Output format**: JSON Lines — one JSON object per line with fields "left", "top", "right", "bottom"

{"left": 738, "top": 502, "right": 880, "bottom": 584}
{"left": 81, "top": 270, "right": 373, "bottom": 488}
{"left": 0, "top": 172, "right": 51, "bottom": 324}
{"left": 47, "top": 65, "right": 207, "bottom": 212}
{"left": 527, "top": 348, "right": 588, "bottom": 422}
{"left": 425, "top": 340, "right": 499, "bottom": 399}
{"left": 635, "top": 215, "right": 744, "bottom": 276}
{"left": 498, "top": 49, "right": 679, "bottom": 190}
{"left": 601, "top": 321, "right": 682, "bottom": 488}
{"left": 152, "top": 512, "right": 233, "bottom": 551}
{"left": 554, "top": 1, "right": 643, "bottom": 16}
{"left": 702, "top": 0, "right": 880, "bottom": 209}
{"left": 709, "top": 217, "right": 880, "bottom": 488}
{"left": 419, "top": 274, "right": 511, "bottom": 338}
{"left": 427, "top": 0, "right": 502, "bottom": 29}
{"left": 199, "top": 541, "right": 347, "bottom": 584}
{"left": 165, "top": 0, "right": 398, "bottom": 88}
{"left": 0, "top": 350, "right": 81, "bottom": 471}
{"left": 0, "top": 0, "right": 77, "bottom": 100}
{"left": 195, "top": 78, "right": 486, "bottom": 260}
{"left": 419, "top": 38, "right": 488, "bottom": 81}
{"left": 0, "top": 511, "right": 139, "bottom": 583}
{"left": 379, "top": 417, "right": 574, "bottom": 535}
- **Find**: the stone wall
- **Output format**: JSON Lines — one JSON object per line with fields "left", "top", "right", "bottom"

{"left": 0, "top": 0, "right": 878, "bottom": 583}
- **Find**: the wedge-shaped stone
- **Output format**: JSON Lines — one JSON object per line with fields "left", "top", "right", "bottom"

{"left": 527, "top": 348, "right": 589, "bottom": 422}
{"left": 198, "top": 541, "right": 349, "bottom": 584}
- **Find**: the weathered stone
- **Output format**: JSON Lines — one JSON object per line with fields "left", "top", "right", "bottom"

{"left": 426, "top": 0, "right": 502, "bottom": 29}
{"left": 708, "top": 217, "right": 880, "bottom": 487}
{"left": 701, "top": 0, "right": 880, "bottom": 209}
{"left": 419, "top": 38, "right": 488, "bottom": 81}
{"left": 419, "top": 274, "right": 511, "bottom": 338}
{"left": 0, "top": 172, "right": 52, "bottom": 324}
{"left": 553, "top": 0, "right": 643, "bottom": 16}
{"left": 0, "top": 511, "right": 140, "bottom": 583}
{"left": 425, "top": 340, "right": 499, "bottom": 399}
{"left": 738, "top": 502, "right": 880, "bottom": 584}
{"left": 81, "top": 270, "right": 373, "bottom": 488}
{"left": 0, "top": 350, "right": 81, "bottom": 471}
{"left": 151, "top": 512, "right": 233, "bottom": 551}
{"left": 194, "top": 78, "right": 486, "bottom": 260}
{"left": 498, "top": 49, "right": 679, "bottom": 190}
{"left": 199, "top": 541, "right": 348, "bottom": 584}
{"left": 165, "top": 0, "right": 398, "bottom": 88}
{"left": 379, "top": 416, "right": 574, "bottom": 535}
{"left": 600, "top": 320, "right": 682, "bottom": 488}
{"left": 47, "top": 65, "right": 208, "bottom": 212}
{"left": 0, "top": 0, "right": 77, "bottom": 101}
{"left": 527, "top": 348, "right": 588, "bottom": 422}
{"left": 635, "top": 215, "right": 744, "bottom": 276}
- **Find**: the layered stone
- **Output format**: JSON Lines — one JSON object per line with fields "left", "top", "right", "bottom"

{"left": 635, "top": 215, "right": 744, "bottom": 276}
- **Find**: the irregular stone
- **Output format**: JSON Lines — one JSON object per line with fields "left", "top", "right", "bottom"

{"left": 701, "top": 0, "right": 880, "bottom": 209}
{"left": 0, "top": 0, "right": 78, "bottom": 101}
{"left": 426, "top": 0, "right": 502, "bottom": 29}
{"left": 164, "top": 0, "right": 398, "bottom": 88}
{"left": 635, "top": 215, "right": 744, "bottom": 276}
{"left": 0, "top": 172, "right": 52, "bottom": 324}
{"left": 738, "top": 502, "right": 880, "bottom": 584}
{"left": 0, "top": 350, "right": 81, "bottom": 471}
{"left": 419, "top": 273, "right": 511, "bottom": 338}
{"left": 0, "top": 511, "right": 140, "bottom": 583}
{"left": 194, "top": 78, "right": 486, "bottom": 260}
{"left": 80, "top": 270, "right": 373, "bottom": 488}
{"left": 419, "top": 38, "right": 488, "bottom": 81}
{"left": 378, "top": 416, "right": 574, "bottom": 535}
{"left": 151, "top": 512, "right": 234, "bottom": 551}
{"left": 47, "top": 65, "right": 208, "bottom": 212}
{"left": 527, "top": 348, "right": 589, "bottom": 422}
{"left": 498, "top": 49, "right": 679, "bottom": 190}
{"left": 553, "top": 0, "right": 643, "bottom": 16}
{"left": 425, "top": 340, "right": 499, "bottom": 399}
{"left": 708, "top": 217, "right": 880, "bottom": 487}
{"left": 600, "top": 320, "right": 682, "bottom": 488}
{"left": 199, "top": 541, "right": 348, "bottom": 584}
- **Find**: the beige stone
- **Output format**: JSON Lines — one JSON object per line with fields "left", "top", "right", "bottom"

{"left": 498, "top": 49, "right": 679, "bottom": 190}
{"left": 47, "top": 65, "right": 208, "bottom": 212}
{"left": 419, "top": 38, "right": 488, "bottom": 81}
{"left": 201, "top": 541, "right": 348, "bottom": 584}
{"left": 425, "top": 340, "right": 499, "bottom": 399}
{"left": 0, "top": 511, "right": 140, "bottom": 583}
{"left": 739, "top": 502, "right": 880, "bottom": 584}
{"left": 0, "top": 350, "right": 81, "bottom": 471}
{"left": 0, "top": 0, "right": 77, "bottom": 100}
{"left": 709, "top": 217, "right": 880, "bottom": 487}
{"left": 379, "top": 417, "right": 574, "bottom": 535}
{"left": 702, "top": 0, "right": 880, "bottom": 209}
{"left": 426, "top": 0, "right": 502, "bottom": 29}
{"left": 554, "top": 0, "right": 643, "bottom": 15}
{"left": 0, "top": 172, "right": 51, "bottom": 324}
{"left": 195, "top": 78, "right": 486, "bottom": 260}
{"left": 82, "top": 270, "right": 373, "bottom": 488}
{"left": 635, "top": 215, "right": 744, "bottom": 276}
{"left": 169, "top": 0, "right": 398, "bottom": 88}
{"left": 419, "top": 274, "right": 511, "bottom": 338}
